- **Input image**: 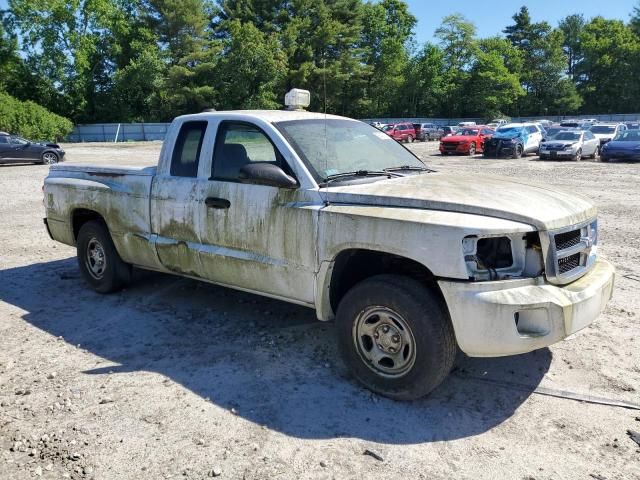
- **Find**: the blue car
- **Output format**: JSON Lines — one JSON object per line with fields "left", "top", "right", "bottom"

{"left": 600, "top": 130, "right": 640, "bottom": 162}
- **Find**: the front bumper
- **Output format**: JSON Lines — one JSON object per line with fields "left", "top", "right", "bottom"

{"left": 483, "top": 140, "right": 517, "bottom": 157}
{"left": 438, "top": 258, "right": 615, "bottom": 357}
{"left": 440, "top": 143, "right": 471, "bottom": 154}
{"left": 601, "top": 150, "right": 640, "bottom": 161}
{"left": 539, "top": 149, "right": 576, "bottom": 158}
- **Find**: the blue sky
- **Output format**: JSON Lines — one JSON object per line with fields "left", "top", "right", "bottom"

{"left": 0, "top": 0, "right": 635, "bottom": 43}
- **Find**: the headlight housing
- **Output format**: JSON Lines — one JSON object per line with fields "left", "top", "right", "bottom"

{"left": 462, "top": 232, "right": 544, "bottom": 281}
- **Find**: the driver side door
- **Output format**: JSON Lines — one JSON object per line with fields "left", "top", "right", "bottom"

{"left": 8, "top": 136, "right": 31, "bottom": 160}
{"left": 196, "top": 121, "right": 317, "bottom": 305}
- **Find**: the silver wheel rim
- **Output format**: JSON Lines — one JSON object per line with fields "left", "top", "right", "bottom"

{"left": 85, "top": 238, "right": 106, "bottom": 280}
{"left": 352, "top": 306, "right": 417, "bottom": 378}
{"left": 43, "top": 153, "right": 57, "bottom": 164}
{"left": 469, "top": 144, "right": 475, "bottom": 155}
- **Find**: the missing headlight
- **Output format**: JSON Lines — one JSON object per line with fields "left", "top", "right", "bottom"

{"left": 464, "top": 236, "right": 513, "bottom": 280}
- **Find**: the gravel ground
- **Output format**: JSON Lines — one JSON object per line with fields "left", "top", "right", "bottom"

{"left": 1, "top": 140, "right": 639, "bottom": 480}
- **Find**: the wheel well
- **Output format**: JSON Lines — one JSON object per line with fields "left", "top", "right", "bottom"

{"left": 72, "top": 209, "right": 105, "bottom": 241}
{"left": 329, "top": 249, "right": 442, "bottom": 313}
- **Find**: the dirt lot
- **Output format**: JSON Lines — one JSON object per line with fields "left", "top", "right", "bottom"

{"left": 1, "top": 141, "right": 639, "bottom": 480}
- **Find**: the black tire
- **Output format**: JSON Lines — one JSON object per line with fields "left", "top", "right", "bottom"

{"left": 77, "top": 220, "right": 131, "bottom": 293}
{"left": 336, "top": 274, "right": 457, "bottom": 400}
{"left": 42, "top": 151, "right": 59, "bottom": 165}
{"left": 441, "top": 151, "right": 448, "bottom": 156}
{"left": 468, "top": 143, "right": 476, "bottom": 156}
{"left": 406, "top": 135, "right": 414, "bottom": 143}
{"left": 590, "top": 146, "right": 599, "bottom": 159}
{"left": 512, "top": 144, "right": 523, "bottom": 159}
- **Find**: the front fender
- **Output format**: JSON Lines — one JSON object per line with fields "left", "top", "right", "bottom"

{"left": 314, "top": 204, "right": 535, "bottom": 320}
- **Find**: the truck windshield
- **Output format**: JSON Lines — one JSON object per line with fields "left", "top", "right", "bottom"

{"left": 274, "top": 119, "right": 425, "bottom": 181}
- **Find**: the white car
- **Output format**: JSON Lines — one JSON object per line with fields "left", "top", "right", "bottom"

{"left": 590, "top": 123, "right": 627, "bottom": 147}
{"left": 539, "top": 130, "right": 600, "bottom": 161}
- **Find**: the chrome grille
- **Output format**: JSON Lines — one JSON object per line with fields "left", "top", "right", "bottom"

{"left": 545, "top": 219, "right": 598, "bottom": 284}
{"left": 558, "top": 253, "right": 581, "bottom": 274}
{"left": 554, "top": 229, "right": 581, "bottom": 250}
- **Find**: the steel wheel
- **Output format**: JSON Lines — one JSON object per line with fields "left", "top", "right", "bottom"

{"left": 85, "top": 238, "right": 106, "bottom": 280}
{"left": 352, "top": 306, "right": 417, "bottom": 378}
{"left": 42, "top": 152, "right": 58, "bottom": 164}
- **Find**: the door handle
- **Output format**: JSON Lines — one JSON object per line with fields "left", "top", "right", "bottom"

{"left": 205, "top": 197, "right": 230, "bottom": 209}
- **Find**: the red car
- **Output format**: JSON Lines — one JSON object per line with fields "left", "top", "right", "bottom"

{"left": 439, "top": 126, "right": 494, "bottom": 155}
{"left": 383, "top": 123, "right": 417, "bottom": 143}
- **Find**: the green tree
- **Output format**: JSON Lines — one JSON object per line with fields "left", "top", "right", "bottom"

{"left": 279, "top": 0, "right": 369, "bottom": 116}
{"left": 461, "top": 37, "right": 524, "bottom": 118}
{"left": 577, "top": 17, "right": 640, "bottom": 113}
{"left": 558, "top": 14, "right": 585, "bottom": 80}
{"left": 631, "top": 1, "right": 640, "bottom": 36}
{"left": 435, "top": 13, "right": 477, "bottom": 116}
{"left": 8, "top": 0, "right": 132, "bottom": 120}
{"left": 215, "top": 20, "right": 286, "bottom": 109}
{"left": 401, "top": 43, "right": 445, "bottom": 117}
{"left": 504, "top": 6, "right": 581, "bottom": 115}
{"left": 361, "top": 0, "right": 416, "bottom": 116}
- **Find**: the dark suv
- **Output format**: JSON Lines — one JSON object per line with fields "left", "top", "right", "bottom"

{"left": 0, "top": 132, "right": 65, "bottom": 164}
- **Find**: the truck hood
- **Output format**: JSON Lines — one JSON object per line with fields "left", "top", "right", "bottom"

{"left": 323, "top": 172, "right": 595, "bottom": 231}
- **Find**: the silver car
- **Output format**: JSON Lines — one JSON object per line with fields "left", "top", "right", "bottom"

{"left": 538, "top": 130, "right": 599, "bottom": 161}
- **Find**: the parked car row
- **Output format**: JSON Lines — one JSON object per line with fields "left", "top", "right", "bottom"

{"left": 370, "top": 119, "right": 640, "bottom": 162}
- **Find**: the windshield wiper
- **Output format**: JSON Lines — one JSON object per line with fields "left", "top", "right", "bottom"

{"left": 384, "top": 165, "right": 434, "bottom": 173}
{"left": 319, "top": 170, "right": 402, "bottom": 187}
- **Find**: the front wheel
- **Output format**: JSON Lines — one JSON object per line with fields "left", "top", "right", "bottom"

{"left": 406, "top": 135, "right": 414, "bottom": 143}
{"left": 512, "top": 144, "right": 523, "bottom": 159}
{"left": 574, "top": 148, "right": 582, "bottom": 162}
{"left": 336, "top": 275, "right": 457, "bottom": 400}
{"left": 77, "top": 220, "right": 132, "bottom": 293}
{"left": 42, "top": 152, "right": 59, "bottom": 165}
{"left": 468, "top": 143, "right": 476, "bottom": 156}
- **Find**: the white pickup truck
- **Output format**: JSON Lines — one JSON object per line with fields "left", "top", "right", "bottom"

{"left": 43, "top": 96, "right": 615, "bottom": 400}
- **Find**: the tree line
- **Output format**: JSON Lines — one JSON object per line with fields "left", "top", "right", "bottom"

{"left": 1, "top": 0, "right": 640, "bottom": 125}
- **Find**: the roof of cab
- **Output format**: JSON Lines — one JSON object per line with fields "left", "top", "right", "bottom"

{"left": 175, "top": 109, "right": 354, "bottom": 123}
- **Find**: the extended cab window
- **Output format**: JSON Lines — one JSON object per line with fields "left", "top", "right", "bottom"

{"left": 170, "top": 121, "right": 207, "bottom": 177}
{"left": 211, "top": 122, "right": 285, "bottom": 181}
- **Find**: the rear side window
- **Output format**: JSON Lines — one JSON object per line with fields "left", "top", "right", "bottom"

{"left": 170, "top": 121, "right": 208, "bottom": 177}
{"left": 0, "top": 136, "right": 7, "bottom": 144}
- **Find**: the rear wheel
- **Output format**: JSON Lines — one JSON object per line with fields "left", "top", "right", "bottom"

{"left": 590, "top": 146, "right": 599, "bottom": 159}
{"left": 336, "top": 274, "right": 457, "bottom": 400}
{"left": 77, "top": 220, "right": 131, "bottom": 293}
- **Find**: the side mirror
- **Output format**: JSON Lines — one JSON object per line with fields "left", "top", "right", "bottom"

{"left": 239, "top": 163, "right": 298, "bottom": 189}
